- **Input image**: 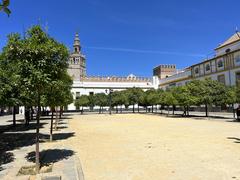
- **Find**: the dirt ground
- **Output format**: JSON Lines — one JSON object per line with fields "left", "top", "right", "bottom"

{"left": 67, "top": 113, "right": 240, "bottom": 180}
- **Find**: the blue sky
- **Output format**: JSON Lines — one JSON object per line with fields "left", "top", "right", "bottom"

{"left": 1, "top": 0, "right": 240, "bottom": 77}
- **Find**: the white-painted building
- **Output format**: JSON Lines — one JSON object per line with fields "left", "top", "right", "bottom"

{"left": 67, "top": 34, "right": 154, "bottom": 110}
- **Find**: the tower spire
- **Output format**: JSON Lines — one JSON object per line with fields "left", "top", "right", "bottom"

{"left": 73, "top": 32, "right": 81, "bottom": 53}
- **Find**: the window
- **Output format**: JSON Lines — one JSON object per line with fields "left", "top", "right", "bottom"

{"left": 225, "top": 48, "right": 231, "bottom": 53}
{"left": 89, "top": 92, "right": 94, "bottom": 96}
{"left": 217, "top": 74, "right": 225, "bottom": 85}
{"left": 76, "top": 92, "right": 80, "bottom": 99}
{"left": 236, "top": 72, "right": 240, "bottom": 86}
{"left": 235, "top": 53, "right": 240, "bottom": 66}
{"left": 205, "top": 64, "right": 210, "bottom": 71}
{"left": 217, "top": 60, "right": 224, "bottom": 68}
{"left": 194, "top": 67, "right": 199, "bottom": 74}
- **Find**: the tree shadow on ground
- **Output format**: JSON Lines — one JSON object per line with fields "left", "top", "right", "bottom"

{"left": 0, "top": 122, "right": 47, "bottom": 134}
{"left": 0, "top": 131, "right": 74, "bottom": 171}
{"left": 0, "top": 152, "right": 14, "bottom": 171}
{"left": 41, "top": 132, "right": 75, "bottom": 141}
{"left": 146, "top": 112, "right": 235, "bottom": 121}
{"left": 54, "top": 126, "right": 68, "bottom": 130}
{"left": 26, "top": 149, "right": 75, "bottom": 166}
{"left": 227, "top": 137, "right": 240, "bottom": 143}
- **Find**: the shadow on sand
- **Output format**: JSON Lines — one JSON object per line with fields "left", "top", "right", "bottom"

{"left": 227, "top": 137, "right": 240, "bottom": 143}
{"left": 26, "top": 149, "right": 75, "bottom": 166}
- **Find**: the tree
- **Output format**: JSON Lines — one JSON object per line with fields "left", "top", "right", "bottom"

{"left": 163, "top": 90, "right": 178, "bottom": 115}
{"left": 172, "top": 85, "right": 197, "bottom": 116}
{"left": 2, "top": 25, "right": 69, "bottom": 173}
{"left": 1, "top": 34, "right": 24, "bottom": 126}
{"left": 94, "top": 93, "right": 108, "bottom": 113}
{"left": 43, "top": 71, "right": 73, "bottom": 141}
{"left": 186, "top": 80, "right": 209, "bottom": 116}
{"left": 75, "top": 95, "right": 90, "bottom": 114}
{"left": 145, "top": 89, "right": 158, "bottom": 113}
{"left": 126, "top": 88, "right": 143, "bottom": 113}
{"left": 0, "top": 0, "right": 11, "bottom": 16}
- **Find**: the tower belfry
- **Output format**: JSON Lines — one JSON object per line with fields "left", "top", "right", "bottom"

{"left": 67, "top": 33, "right": 87, "bottom": 81}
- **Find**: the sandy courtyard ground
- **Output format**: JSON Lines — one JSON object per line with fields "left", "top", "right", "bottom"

{"left": 67, "top": 114, "right": 240, "bottom": 180}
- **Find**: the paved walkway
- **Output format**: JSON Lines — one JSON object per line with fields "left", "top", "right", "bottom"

{"left": 0, "top": 114, "right": 84, "bottom": 180}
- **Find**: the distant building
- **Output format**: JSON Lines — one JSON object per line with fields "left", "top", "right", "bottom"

{"left": 153, "top": 64, "right": 176, "bottom": 79}
{"left": 67, "top": 33, "right": 154, "bottom": 111}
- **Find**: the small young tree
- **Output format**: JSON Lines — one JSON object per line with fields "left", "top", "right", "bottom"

{"left": 145, "top": 89, "right": 158, "bottom": 113}
{"left": 3, "top": 26, "right": 69, "bottom": 173}
{"left": 162, "top": 89, "right": 178, "bottom": 115}
{"left": 94, "top": 93, "right": 108, "bottom": 113}
{"left": 75, "top": 95, "right": 90, "bottom": 114}
{"left": 126, "top": 88, "right": 143, "bottom": 113}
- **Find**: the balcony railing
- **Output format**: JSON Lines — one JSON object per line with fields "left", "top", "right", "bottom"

{"left": 159, "top": 69, "right": 192, "bottom": 84}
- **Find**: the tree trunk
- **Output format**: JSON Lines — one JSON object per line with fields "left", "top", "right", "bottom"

{"left": 183, "top": 106, "right": 186, "bottom": 117}
{"left": 232, "top": 104, "right": 236, "bottom": 119}
{"left": 133, "top": 105, "right": 135, "bottom": 113}
{"left": 25, "top": 106, "right": 30, "bottom": 125}
{"left": 35, "top": 93, "right": 41, "bottom": 173}
{"left": 172, "top": 105, "right": 175, "bottom": 115}
{"left": 99, "top": 107, "right": 101, "bottom": 114}
{"left": 138, "top": 105, "right": 139, "bottom": 113}
{"left": 54, "top": 106, "right": 59, "bottom": 130}
{"left": 12, "top": 106, "right": 16, "bottom": 126}
{"left": 152, "top": 105, "right": 153, "bottom": 113}
{"left": 205, "top": 104, "right": 208, "bottom": 117}
{"left": 31, "top": 106, "right": 34, "bottom": 122}
{"left": 81, "top": 107, "right": 83, "bottom": 114}
{"left": 50, "top": 108, "right": 54, "bottom": 142}
{"left": 59, "top": 106, "right": 62, "bottom": 119}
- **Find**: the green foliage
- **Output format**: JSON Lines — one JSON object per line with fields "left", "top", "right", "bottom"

{"left": 94, "top": 93, "right": 108, "bottom": 107}
{"left": 75, "top": 95, "right": 90, "bottom": 108}
{"left": 236, "top": 85, "right": 240, "bottom": 104}
{"left": 144, "top": 89, "right": 158, "bottom": 106}
{"left": 163, "top": 90, "right": 178, "bottom": 106}
{"left": 126, "top": 87, "right": 143, "bottom": 106}
{"left": 1, "top": 26, "right": 70, "bottom": 108}
{"left": 0, "top": 0, "right": 11, "bottom": 16}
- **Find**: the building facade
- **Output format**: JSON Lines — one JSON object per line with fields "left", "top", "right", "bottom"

{"left": 157, "top": 32, "right": 240, "bottom": 89}
{"left": 66, "top": 31, "right": 240, "bottom": 111}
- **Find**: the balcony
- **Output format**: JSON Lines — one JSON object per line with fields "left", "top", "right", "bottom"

{"left": 159, "top": 69, "right": 192, "bottom": 85}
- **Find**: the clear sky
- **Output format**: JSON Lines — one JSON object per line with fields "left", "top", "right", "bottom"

{"left": 1, "top": 0, "right": 240, "bottom": 77}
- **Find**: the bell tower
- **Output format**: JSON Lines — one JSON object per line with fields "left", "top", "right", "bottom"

{"left": 68, "top": 33, "right": 86, "bottom": 81}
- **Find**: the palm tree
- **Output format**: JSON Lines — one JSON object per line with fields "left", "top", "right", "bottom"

{"left": 0, "top": 0, "right": 11, "bottom": 16}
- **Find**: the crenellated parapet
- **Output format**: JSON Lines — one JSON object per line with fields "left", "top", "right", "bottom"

{"left": 80, "top": 75, "right": 152, "bottom": 82}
